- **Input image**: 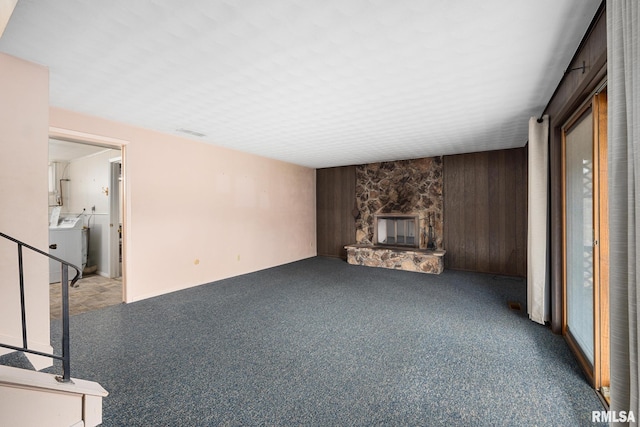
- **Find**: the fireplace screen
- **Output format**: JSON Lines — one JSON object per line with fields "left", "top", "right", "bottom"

{"left": 375, "top": 215, "right": 419, "bottom": 247}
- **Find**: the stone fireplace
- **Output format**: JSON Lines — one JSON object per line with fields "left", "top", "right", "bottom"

{"left": 345, "top": 157, "right": 445, "bottom": 274}
{"left": 354, "top": 157, "right": 443, "bottom": 250}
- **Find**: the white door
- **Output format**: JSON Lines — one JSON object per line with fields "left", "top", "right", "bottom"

{"left": 109, "top": 159, "right": 121, "bottom": 278}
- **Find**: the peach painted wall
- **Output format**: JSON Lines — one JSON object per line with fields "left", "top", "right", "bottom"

{"left": 49, "top": 108, "right": 317, "bottom": 302}
{"left": 0, "top": 53, "right": 51, "bottom": 368}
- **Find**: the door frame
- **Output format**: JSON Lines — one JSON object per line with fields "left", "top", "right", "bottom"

{"left": 49, "top": 127, "right": 128, "bottom": 302}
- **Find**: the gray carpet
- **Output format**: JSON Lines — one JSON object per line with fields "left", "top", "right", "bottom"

{"left": 45, "top": 256, "right": 605, "bottom": 426}
{"left": 0, "top": 351, "right": 35, "bottom": 371}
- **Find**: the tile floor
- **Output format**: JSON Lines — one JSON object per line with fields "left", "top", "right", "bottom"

{"left": 49, "top": 274, "right": 122, "bottom": 319}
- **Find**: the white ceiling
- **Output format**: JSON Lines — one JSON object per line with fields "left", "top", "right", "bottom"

{"left": 0, "top": 0, "right": 601, "bottom": 168}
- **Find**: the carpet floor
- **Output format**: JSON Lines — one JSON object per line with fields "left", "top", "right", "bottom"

{"left": 46, "top": 256, "right": 605, "bottom": 426}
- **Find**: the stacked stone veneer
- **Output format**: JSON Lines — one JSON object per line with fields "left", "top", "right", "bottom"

{"left": 345, "top": 245, "right": 445, "bottom": 274}
{"left": 355, "top": 157, "right": 443, "bottom": 249}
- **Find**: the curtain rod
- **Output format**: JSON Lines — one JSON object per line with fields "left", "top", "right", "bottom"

{"left": 537, "top": 60, "right": 589, "bottom": 123}
{"left": 535, "top": 1, "right": 605, "bottom": 125}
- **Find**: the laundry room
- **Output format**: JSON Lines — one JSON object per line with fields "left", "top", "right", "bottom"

{"left": 48, "top": 139, "right": 122, "bottom": 283}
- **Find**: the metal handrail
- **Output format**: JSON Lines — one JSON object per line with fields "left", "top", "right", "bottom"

{"left": 0, "top": 231, "right": 80, "bottom": 383}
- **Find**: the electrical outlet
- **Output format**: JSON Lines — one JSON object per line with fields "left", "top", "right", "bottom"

{"left": 91, "top": 206, "right": 95, "bottom": 212}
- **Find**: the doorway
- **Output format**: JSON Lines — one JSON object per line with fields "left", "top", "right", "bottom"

{"left": 48, "top": 138, "right": 125, "bottom": 316}
{"left": 561, "top": 90, "right": 609, "bottom": 397}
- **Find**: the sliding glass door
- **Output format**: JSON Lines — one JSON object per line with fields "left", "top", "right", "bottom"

{"left": 562, "top": 90, "right": 609, "bottom": 394}
{"left": 564, "top": 108, "right": 595, "bottom": 364}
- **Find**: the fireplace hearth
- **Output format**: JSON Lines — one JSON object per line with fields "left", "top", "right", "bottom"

{"left": 345, "top": 244, "right": 445, "bottom": 274}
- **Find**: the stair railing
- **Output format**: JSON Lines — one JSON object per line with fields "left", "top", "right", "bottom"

{"left": 0, "top": 231, "right": 79, "bottom": 383}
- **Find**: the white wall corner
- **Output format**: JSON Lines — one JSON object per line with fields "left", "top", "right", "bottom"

{"left": 84, "top": 394, "right": 103, "bottom": 427}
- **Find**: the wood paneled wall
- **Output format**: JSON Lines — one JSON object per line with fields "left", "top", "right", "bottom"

{"left": 443, "top": 148, "right": 527, "bottom": 276}
{"left": 544, "top": 4, "right": 606, "bottom": 334}
{"left": 316, "top": 166, "right": 356, "bottom": 259}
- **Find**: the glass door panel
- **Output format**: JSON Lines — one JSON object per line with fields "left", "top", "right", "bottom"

{"left": 565, "top": 109, "right": 594, "bottom": 366}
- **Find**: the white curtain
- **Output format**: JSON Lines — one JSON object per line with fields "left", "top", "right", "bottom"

{"left": 527, "top": 115, "right": 550, "bottom": 324}
{"left": 608, "top": 1, "right": 640, "bottom": 424}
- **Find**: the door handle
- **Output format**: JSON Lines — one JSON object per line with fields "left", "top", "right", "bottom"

{"left": 49, "top": 244, "right": 57, "bottom": 250}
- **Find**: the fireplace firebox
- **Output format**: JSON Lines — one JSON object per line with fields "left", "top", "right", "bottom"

{"left": 374, "top": 214, "right": 420, "bottom": 248}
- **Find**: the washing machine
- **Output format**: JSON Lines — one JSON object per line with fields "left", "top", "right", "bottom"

{"left": 48, "top": 216, "right": 88, "bottom": 284}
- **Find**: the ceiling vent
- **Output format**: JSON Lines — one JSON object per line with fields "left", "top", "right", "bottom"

{"left": 176, "top": 128, "right": 206, "bottom": 138}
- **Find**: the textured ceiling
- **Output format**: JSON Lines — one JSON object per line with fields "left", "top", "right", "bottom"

{"left": 0, "top": 0, "right": 600, "bottom": 168}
